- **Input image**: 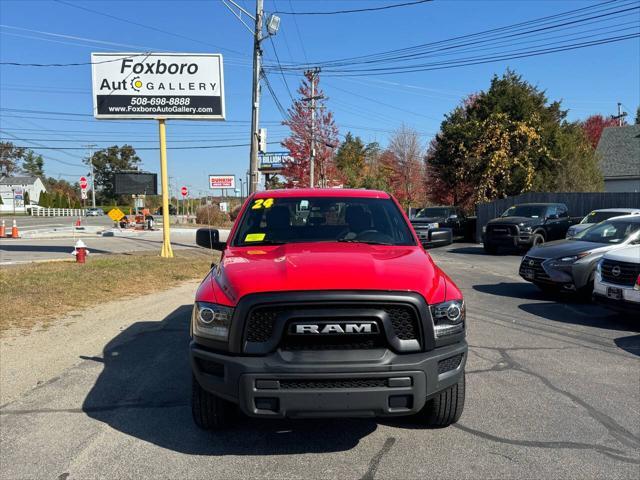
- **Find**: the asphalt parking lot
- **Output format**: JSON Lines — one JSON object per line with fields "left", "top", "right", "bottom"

{"left": 1, "top": 243, "right": 638, "bottom": 479}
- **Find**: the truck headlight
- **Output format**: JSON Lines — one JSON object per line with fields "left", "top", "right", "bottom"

{"left": 519, "top": 225, "right": 532, "bottom": 232}
{"left": 192, "top": 302, "right": 234, "bottom": 341}
{"left": 430, "top": 300, "right": 465, "bottom": 337}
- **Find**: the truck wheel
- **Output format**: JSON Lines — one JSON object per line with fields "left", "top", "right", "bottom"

{"left": 483, "top": 243, "right": 498, "bottom": 254}
{"left": 192, "top": 375, "right": 234, "bottom": 430}
{"left": 532, "top": 233, "right": 545, "bottom": 247}
{"left": 415, "top": 373, "right": 465, "bottom": 427}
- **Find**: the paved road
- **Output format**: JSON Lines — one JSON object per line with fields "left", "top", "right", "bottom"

{"left": 0, "top": 228, "right": 228, "bottom": 264}
{"left": 0, "top": 215, "right": 113, "bottom": 231}
{"left": 1, "top": 244, "right": 638, "bottom": 479}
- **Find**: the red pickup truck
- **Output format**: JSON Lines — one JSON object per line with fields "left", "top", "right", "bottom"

{"left": 191, "top": 189, "right": 467, "bottom": 428}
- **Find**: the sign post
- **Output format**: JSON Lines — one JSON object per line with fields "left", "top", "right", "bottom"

{"left": 158, "top": 119, "right": 173, "bottom": 258}
{"left": 91, "top": 52, "right": 225, "bottom": 258}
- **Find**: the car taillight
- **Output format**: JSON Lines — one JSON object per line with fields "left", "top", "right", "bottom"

{"left": 634, "top": 274, "right": 640, "bottom": 291}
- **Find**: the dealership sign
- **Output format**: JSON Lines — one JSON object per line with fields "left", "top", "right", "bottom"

{"left": 91, "top": 53, "right": 225, "bottom": 119}
{"left": 209, "top": 175, "right": 235, "bottom": 189}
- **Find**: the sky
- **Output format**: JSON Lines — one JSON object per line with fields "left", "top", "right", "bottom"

{"left": 0, "top": 0, "right": 638, "bottom": 198}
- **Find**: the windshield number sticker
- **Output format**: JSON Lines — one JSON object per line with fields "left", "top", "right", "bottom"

{"left": 245, "top": 233, "right": 266, "bottom": 242}
{"left": 252, "top": 198, "right": 275, "bottom": 210}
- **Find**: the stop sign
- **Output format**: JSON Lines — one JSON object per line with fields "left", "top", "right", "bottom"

{"left": 181, "top": 186, "right": 188, "bottom": 197}
{"left": 79, "top": 176, "right": 88, "bottom": 190}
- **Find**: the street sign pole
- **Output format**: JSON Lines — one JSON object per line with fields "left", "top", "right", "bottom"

{"left": 158, "top": 119, "right": 173, "bottom": 258}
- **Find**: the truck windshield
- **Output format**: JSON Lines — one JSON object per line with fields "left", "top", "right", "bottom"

{"left": 501, "top": 205, "right": 548, "bottom": 218}
{"left": 233, "top": 197, "right": 416, "bottom": 247}
{"left": 572, "top": 220, "right": 640, "bottom": 244}
{"left": 415, "top": 207, "right": 450, "bottom": 218}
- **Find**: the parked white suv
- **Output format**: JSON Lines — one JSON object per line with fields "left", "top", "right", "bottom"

{"left": 567, "top": 208, "right": 640, "bottom": 238}
{"left": 594, "top": 245, "right": 640, "bottom": 314}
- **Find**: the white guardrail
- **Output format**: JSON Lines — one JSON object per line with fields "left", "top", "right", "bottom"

{"left": 29, "top": 206, "right": 87, "bottom": 217}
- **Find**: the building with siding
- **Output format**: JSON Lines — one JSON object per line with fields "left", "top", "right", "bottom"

{"left": 596, "top": 125, "right": 640, "bottom": 192}
{"left": 0, "top": 176, "right": 47, "bottom": 212}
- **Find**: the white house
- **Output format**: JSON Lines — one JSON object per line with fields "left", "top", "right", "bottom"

{"left": 0, "top": 176, "right": 47, "bottom": 213}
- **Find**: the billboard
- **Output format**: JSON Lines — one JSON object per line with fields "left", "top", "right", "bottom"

{"left": 91, "top": 53, "right": 225, "bottom": 119}
{"left": 209, "top": 175, "right": 235, "bottom": 189}
{"left": 259, "top": 152, "right": 290, "bottom": 172}
{"left": 114, "top": 172, "right": 158, "bottom": 195}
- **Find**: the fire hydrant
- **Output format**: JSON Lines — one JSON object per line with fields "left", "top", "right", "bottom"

{"left": 71, "top": 239, "right": 89, "bottom": 264}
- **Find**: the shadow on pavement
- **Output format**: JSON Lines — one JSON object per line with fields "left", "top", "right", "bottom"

{"left": 473, "top": 282, "right": 549, "bottom": 301}
{"left": 82, "top": 305, "right": 377, "bottom": 455}
{"left": 0, "top": 244, "right": 110, "bottom": 254}
{"left": 446, "top": 246, "right": 523, "bottom": 256}
{"left": 614, "top": 334, "right": 640, "bottom": 357}
{"left": 518, "top": 301, "right": 638, "bottom": 332}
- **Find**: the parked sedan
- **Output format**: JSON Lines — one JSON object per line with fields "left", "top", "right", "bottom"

{"left": 519, "top": 215, "right": 640, "bottom": 296}
{"left": 593, "top": 245, "right": 640, "bottom": 314}
{"left": 566, "top": 208, "right": 640, "bottom": 238}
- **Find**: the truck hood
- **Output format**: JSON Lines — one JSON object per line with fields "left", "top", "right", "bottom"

{"left": 488, "top": 216, "right": 540, "bottom": 226}
{"left": 411, "top": 216, "right": 446, "bottom": 225}
{"left": 196, "top": 242, "right": 457, "bottom": 306}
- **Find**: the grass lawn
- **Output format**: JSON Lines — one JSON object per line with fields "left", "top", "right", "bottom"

{"left": 0, "top": 250, "right": 218, "bottom": 335}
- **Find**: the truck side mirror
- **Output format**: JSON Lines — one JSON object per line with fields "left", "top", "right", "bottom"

{"left": 196, "top": 228, "right": 226, "bottom": 251}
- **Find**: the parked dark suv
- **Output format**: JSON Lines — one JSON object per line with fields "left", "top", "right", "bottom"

{"left": 483, "top": 203, "right": 571, "bottom": 254}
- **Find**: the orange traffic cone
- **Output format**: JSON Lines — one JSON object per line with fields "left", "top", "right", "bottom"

{"left": 0, "top": 220, "right": 5, "bottom": 238}
{"left": 75, "top": 217, "right": 82, "bottom": 227}
{"left": 10, "top": 219, "right": 19, "bottom": 238}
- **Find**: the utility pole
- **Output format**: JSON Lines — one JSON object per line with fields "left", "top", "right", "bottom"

{"left": 612, "top": 102, "right": 628, "bottom": 127}
{"left": 249, "top": 0, "right": 264, "bottom": 194}
{"left": 84, "top": 144, "right": 97, "bottom": 208}
{"left": 305, "top": 67, "right": 322, "bottom": 188}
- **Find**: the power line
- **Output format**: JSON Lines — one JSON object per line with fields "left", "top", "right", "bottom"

{"left": 54, "top": 0, "right": 247, "bottom": 56}
{"left": 286, "top": 0, "right": 309, "bottom": 63}
{"left": 268, "top": 36, "right": 295, "bottom": 102}
{"left": 4, "top": 141, "right": 282, "bottom": 151}
{"left": 273, "top": 0, "right": 432, "bottom": 15}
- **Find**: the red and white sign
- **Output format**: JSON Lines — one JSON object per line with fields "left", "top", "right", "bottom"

{"left": 209, "top": 174, "right": 235, "bottom": 189}
{"left": 181, "top": 186, "right": 188, "bottom": 197}
{"left": 79, "top": 176, "right": 88, "bottom": 190}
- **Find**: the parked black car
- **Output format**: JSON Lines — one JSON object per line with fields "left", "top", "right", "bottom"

{"left": 411, "top": 206, "right": 470, "bottom": 247}
{"left": 483, "top": 203, "right": 572, "bottom": 254}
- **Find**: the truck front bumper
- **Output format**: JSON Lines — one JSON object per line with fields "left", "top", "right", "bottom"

{"left": 190, "top": 341, "right": 467, "bottom": 418}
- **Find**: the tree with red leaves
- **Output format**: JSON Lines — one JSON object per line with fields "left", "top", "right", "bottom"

{"left": 581, "top": 114, "right": 623, "bottom": 149}
{"left": 379, "top": 126, "right": 426, "bottom": 208}
{"left": 281, "top": 72, "right": 341, "bottom": 188}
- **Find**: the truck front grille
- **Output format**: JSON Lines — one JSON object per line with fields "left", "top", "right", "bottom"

{"left": 244, "top": 303, "right": 420, "bottom": 351}
{"left": 487, "top": 224, "right": 518, "bottom": 237}
{"left": 279, "top": 378, "right": 387, "bottom": 389}
{"left": 601, "top": 259, "right": 640, "bottom": 286}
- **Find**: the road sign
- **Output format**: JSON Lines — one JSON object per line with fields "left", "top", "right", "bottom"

{"left": 107, "top": 208, "right": 125, "bottom": 222}
{"left": 209, "top": 175, "right": 235, "bottom": 189}
{"left": 81, "top": 190, "right": 88, "bottom": 200}
{"left": 79, "top": 176, "right": 88, "bottom": 190}
{"left": 181, "top": 186, "right": 188, "bottom": 197}
{"left": 91, "top": 53, "right": 225, "bottom": 120}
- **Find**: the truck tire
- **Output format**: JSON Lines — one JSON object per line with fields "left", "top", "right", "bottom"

{"left": 531, "top": 233, "right": 545, "bottom": 247}
{"left": 415, "top": 373, "right": 465, "bottom": 427}
{"left": 483, "top": 243, "right": 498, "bottom": 254}
{"left": 192, "top": 375, "right": 234, "bottom": 430}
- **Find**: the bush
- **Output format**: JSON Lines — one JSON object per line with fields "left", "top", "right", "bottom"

{"left": 196, "top": 204, "right": 229, "bottom": 226}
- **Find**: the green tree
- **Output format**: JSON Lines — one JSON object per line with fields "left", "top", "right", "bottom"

{"left": 0, "top": 142, "right": 26, "bottom": 176}
{"left": 335, "top": 133, "right": 367, "bottom": 187}
{"left": 23, "top": 191, "right": 30, "bottom": 205}
{"left": 87, "top": 145, "right": 141, "bottom": 203}
{"left": 21, "top": 151, "right": 44, "bottom": 177}
{"left": 39, "top": 191, "right": 49, "bottom": 207}
{"left": 427, "top": 70, "right": 602, "bottom": 209}
{"left": 552, "top": 122, "right": 604, "bottom": 191}
{"left": 635, "top": 106, "right": 640, "bottom": 125}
